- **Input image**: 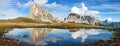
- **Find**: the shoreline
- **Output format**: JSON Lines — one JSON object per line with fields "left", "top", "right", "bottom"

{"left": 0, "top": 22, "right": 116, "bottom": 30}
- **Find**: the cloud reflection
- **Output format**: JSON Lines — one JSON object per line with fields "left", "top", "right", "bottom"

{"left": 70, "top": 29, "right": 100, "bottom": 42}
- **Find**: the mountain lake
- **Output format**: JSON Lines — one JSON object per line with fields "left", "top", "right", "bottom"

{"left": 0, "top": 28, "right": 118, "bottom": 46}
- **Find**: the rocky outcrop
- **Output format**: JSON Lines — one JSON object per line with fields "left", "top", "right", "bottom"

{"left": 27, "top": 3, "right": 56, "bottom": 23}
{"left": 65, "top": 13, "right": 103, "bottom": 25}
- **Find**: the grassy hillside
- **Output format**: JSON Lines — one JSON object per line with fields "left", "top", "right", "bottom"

{"left": 0, "top": 17, "right": 116, "bottom": 30}
{"left": 0, "top": 17, "right": 39, "bottom": 23}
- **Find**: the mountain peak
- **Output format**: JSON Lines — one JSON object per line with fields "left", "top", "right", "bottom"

{"left": 32, "top": 3, "right": 39, "bottom": 7}
{"left": 27, "top": 3, "right": 56, "bottom": 22}
{"left": 65, "top": 13, "right": 103, "bottom": 25}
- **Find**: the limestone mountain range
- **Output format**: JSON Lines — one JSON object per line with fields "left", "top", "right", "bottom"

{"left": 26, "top": 3, "right": 119, "bottom": 28}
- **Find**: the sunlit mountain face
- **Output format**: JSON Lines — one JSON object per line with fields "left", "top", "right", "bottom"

{"left": 4, "top": 28, "right": 112, "bottom": 46}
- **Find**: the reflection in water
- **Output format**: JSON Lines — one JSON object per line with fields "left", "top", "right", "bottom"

{"left": 4, "top": 28, "right": 113, "bottom": 46}
{"left": 70, "top": 29, "right": 100, "bottom": 42}
{"left": 27, "top": 28, "right": 52, "bottom": 45}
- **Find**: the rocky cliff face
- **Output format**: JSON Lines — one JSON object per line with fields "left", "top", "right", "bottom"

{"left": 27, "top": 3, "right": 56, "bottom": 22}
{"left": 65, "top": 13, "right": 103, "bottom": 25}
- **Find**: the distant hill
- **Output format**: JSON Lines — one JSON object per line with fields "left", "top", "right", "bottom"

{"left": 103, "top": 20, "right": 120, "bottom": 28}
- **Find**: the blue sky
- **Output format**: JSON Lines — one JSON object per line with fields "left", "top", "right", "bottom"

{"left": 0, "top": 0, "right": 120, "bottom": 21}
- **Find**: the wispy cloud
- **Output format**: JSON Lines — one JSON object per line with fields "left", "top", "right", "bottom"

{"left": 89, "top": 4, "right": 120, "bottom": 11}
{"left": 0, "top": 0, "right": 26, "bottom": 19}
{"left": 0, "top": 8, "right": 25, "bottom": 19}
{"left": 16, "top": 0, "right": 65, "bottom": 9}
{"left": 45, "top": 2, "right": 63, "bottom": 8}
{"left": 16, "top": 0, "right": 33, "bottom": 8}
{"left": 100, "top": 12, "right": 120, "bottom": 15}
{"left": 0, "top": 0, "right": 16, "bottom": 8}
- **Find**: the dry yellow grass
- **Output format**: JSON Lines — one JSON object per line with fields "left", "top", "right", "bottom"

{"left": 0, "top": 22, "right": 111, "bottom": 29}
{"left": 0, "top": 22, "right": 119, "bottom": 34}
{"left": 0, "top": 17, "right": 113, "bottom": 30}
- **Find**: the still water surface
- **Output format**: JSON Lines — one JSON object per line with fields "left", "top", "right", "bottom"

{"left": 4, "top": 28, "right": 112, "bottom": 46}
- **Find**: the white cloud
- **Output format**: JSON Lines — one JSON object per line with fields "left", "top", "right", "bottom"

{"left": 16, "top": 2, "right": 22, "bottom": 8}
{"left": 107, "top": 17, "right": 112, "bottom": 21}
{"left": 17, "top": 0, "right": 33, "bottom": 8}
{"left": 0, "top": 0, "right": 11, "bottom": 6}
{"left": 86, "top": 10, "right": 100, "bottom": 17}
{"left": 45, "top": 2, "right": 63, "bottom": 8}
{"left": 89, "top": 4, "right": 120, "bottom": 10}
{"left": 71, "top": 3, "right": 88, "bottom": 16}
{"left": 0, "top": 8, "right": 25, "bottom": 19}
{"left": 81, "top": 3, "right": 88, "bottom": 12}
{"left": 100, "top": 12, "right": 120, "bottom": 15}
{"left": 0, "top": 0, "right": 26, "bottom": 19}
{"left": 17, "top": 0, "right": 63, "bottom": 9}
{"left": 71, "top": 6, "right": 82, "bottom": 15}
{"left": 50, "top": 11, "right": 68, "bottom": 18}
{"left": 71, "top": 3, "right": 100, "bottom": 17}
{"left": 22, "top": 1, "right": 33, "bottom": 8}
{"left": 0, "top": 0, "right": 16, "bottom": 8}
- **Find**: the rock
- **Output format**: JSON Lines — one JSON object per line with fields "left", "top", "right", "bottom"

{"left": 65, "top": 13, "right": 103, "bottom": 25}
{"left": 27, "top": 3, "right": 56, "bottom": 23}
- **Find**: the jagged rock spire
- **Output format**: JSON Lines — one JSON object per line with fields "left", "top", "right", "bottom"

{"left": 27, "top": 3, "right": 56, "bottom": 22}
